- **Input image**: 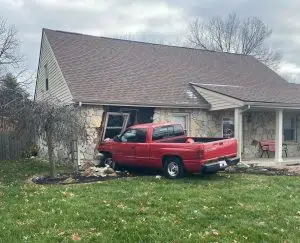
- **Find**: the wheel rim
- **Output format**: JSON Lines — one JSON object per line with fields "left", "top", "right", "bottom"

{"left": 167, "top": 162, "right": 179, "bottom": 177}
{"left": 105, "top": 158, "right": 115, "bottom": 169}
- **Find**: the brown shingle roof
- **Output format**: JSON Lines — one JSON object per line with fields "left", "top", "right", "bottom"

{"left": 44, "top": 28, "right": 298, "bottom": 107}
{"left": 192, "top": 83, "right": 300, "bottom": 104}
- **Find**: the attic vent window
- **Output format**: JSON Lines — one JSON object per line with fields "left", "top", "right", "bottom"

{"left": 44, "top": 64, "right": 49, "bottom": 91}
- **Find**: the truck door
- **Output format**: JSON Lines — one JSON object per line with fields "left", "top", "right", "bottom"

{"left": 115, "top": 128, "right": 149, "bottom": 166}
{"left": 133, "top": 128, "right": 150, "bottom": 166}
{"left": 115, "top": 129, "right": 136, "bottom": 164}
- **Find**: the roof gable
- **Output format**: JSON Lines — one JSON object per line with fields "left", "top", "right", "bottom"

{"left": 35, "top": 31, "right": 73, "bottom": 103}
{"left": 192, "top": 84, "right": 244, "bottom": 110}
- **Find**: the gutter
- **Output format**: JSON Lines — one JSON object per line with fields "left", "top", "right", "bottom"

{"left": 245, "top": 102, "right": 300, "bottom": 109}
{"left": 240, "top": 105, "right": 251, "bottom": 113}
{"left": 74, "top": 101, "right": 210, "bottom": 109}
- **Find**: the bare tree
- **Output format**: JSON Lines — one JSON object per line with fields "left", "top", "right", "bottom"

{"left": 188, "top": 12, "right": 282, "bottom": 69}
{"left": 27, "top": 98, "right": 87, "bottom": 178}
{"left": 2, "top": 85, "right": 87, "bottom": 177}
{"left": 0, "top": 17, "right": 22, "bottom": 77}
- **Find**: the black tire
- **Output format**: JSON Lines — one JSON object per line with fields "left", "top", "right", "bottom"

{"left": 163, "top": 157, "right": 185, "bottom": 179}
{"left": 100, "top": 153, "right": 117, "bottom": 170}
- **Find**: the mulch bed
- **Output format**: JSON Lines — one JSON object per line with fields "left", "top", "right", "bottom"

{"left": 32, "top": 171, "right": 132, "bottom": 185}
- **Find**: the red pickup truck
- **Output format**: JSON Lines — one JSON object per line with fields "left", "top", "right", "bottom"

{"left": 98, "top": 122, "right": 239, "bottom": 178}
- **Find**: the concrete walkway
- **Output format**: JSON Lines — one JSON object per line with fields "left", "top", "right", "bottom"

{"left": 242, "top": 157, "right": 300, "bottom": 167}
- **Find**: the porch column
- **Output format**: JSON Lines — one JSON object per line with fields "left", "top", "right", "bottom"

{"left": 275, "top": 109, "right": 283, "bottom": 163}
{"left": 234, "top": 108, "right": 243, "bottom": 160}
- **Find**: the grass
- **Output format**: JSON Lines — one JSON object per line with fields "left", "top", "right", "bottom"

{"left": 0, "top": 160, "right": 299, "bottom": 243}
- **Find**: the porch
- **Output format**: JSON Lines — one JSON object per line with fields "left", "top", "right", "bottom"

{"left": 192, "top": 83, "right": 300, "bottom": 164}
{"left": 236, "top": 108, "right": 300, "bottom": 163}
{"left": 243, "top": 156, "right": 300, "bottom": 167}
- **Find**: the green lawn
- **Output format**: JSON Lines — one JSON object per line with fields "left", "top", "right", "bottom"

{"left": 0, "top": 160, "right": 299, "bottom": 243}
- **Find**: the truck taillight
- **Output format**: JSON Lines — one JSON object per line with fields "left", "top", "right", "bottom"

{"left": 197, "top": 148, "right": 204, "bottom": 159}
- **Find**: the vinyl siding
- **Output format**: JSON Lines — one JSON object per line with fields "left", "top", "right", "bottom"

{"left": 194, "top": 86, "right": 244, "bottom": 111}
{"left": 35, "top": 33, "right": 73, "bottom": 103}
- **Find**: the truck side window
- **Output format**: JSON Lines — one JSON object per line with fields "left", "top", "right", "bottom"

{"left": 152, "top": 126, "right": 168, "bottom": 140}
{"left": 120, "top": 128, "right": 147, "bottom": 143}
{"left": 152, "top": 125, "right": 184, "bottom": 141}
{"left": 174, "top": 125, "right": 184, "bottom": 136}
{"left": 135, "top": 129, "right": 147, "bottom": 143}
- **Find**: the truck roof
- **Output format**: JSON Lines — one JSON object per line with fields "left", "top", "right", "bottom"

{"left": 130, "top": 122, "right": 181, "bottom": 129}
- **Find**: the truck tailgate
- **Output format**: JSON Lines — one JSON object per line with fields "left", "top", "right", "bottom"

{"left": 202, "top": 138, "right": 237, "bottom": 161}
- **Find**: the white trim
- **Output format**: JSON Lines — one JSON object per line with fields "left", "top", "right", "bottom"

{"left": 171, "top": 113, "right": 190, "bottom": 136}
{"left": 275, "top": 110, "right": 283, "bottom": 163}
{"left": 102, "top": 112, "right": 130, "bottom": 140}
{"left": 234, "top": 108, "right": 243, "bottom": 160}
{"left": 79, "top": 101, "right": 209, "bottom": 109}
{"left": 246, "top": 102, "right": 300, "bottom": 109}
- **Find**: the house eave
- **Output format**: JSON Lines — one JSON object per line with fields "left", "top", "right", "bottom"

{"left": 75, "top": 100, "right": 210, "bottom": 109}
{"left": 245, "top": 101, "right": 300, "bottom": 109}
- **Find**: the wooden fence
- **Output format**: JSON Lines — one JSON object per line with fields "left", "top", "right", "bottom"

{"left": 0, "top": 115, "right": 36, "bottom": 160}
{"left": 0, "top": 132, "right": 34, "bottom": 160}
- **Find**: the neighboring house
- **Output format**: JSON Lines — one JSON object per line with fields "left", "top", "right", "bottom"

{"left": 34, "top": 28, "right": 300, "bottom": 164}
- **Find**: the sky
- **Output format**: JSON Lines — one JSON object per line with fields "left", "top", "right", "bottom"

{"left": 1, "top": 0, "right": 300, "bottom": 93}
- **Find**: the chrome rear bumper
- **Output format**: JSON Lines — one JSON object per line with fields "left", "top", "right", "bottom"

{"left": 202, "top": 157, "right": 240, "bottom": 173}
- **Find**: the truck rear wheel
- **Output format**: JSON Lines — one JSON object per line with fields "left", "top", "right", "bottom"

{"left": 163, "top": 157, "right": 185, "bottom": 179}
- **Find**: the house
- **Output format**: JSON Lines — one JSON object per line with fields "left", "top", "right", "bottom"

{"left": 34, "top": 28, "right": 300, "bottom": 165}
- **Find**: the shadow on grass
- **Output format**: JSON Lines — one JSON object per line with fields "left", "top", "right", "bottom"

{"left": 121, "top": 166, "right": 228, "bottom": 182}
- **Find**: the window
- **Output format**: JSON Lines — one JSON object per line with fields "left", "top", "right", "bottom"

{"left": 44, "top": 64, "right": 49, "bottom": 91}
{"left": 170, "top": 113, "right": 189, "bottom": 134}
{"left": 222, "top": 117, "right": 234, "bottom": 138}
{"left": 283, "top": 116, "right": 296, "bottom": 141}
{"left": 103, "top": 112, "right": 130, "bottom": 140}
{"left": 120, "top": 128, "right": 147, "bottom": 143}
{"left": 152, "top": 125, "right": 184, "bottom": 141}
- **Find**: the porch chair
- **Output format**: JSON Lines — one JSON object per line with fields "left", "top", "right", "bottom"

{"left": 259, "top": 140, "right": 288, "bottom": 158}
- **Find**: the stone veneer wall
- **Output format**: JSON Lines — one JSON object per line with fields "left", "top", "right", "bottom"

{"left": 77, "top": 106, "right": 104, "bottom": 165}
{"left": 153, "top": 108, "right": 234, "bottom": 137}
{"left": 46, "top": 106, "right": 300, "bottom": 164}
{"left": 36, "top": 105, "right": 104, "bottom": 165}
{"left": 243, "top": 111, "right": 275, "bottom": 159}
{"left": 243, "top": 111, "right": 300, "bottom": 160}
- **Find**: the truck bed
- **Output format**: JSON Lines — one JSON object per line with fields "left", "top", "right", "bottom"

{"left": 155, "top": 136, "right": 226, "bottom": 143}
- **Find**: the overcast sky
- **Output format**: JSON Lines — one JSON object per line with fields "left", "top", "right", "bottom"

{"left": 1, "top": 0, "right": 300, "bottom": 92}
